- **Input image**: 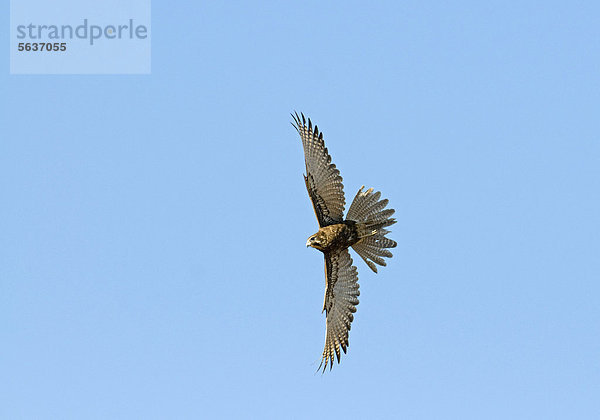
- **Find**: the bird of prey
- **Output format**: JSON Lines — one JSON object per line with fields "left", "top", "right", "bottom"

{"left": 292, "top": 112, "right": 397, "bottom": 372}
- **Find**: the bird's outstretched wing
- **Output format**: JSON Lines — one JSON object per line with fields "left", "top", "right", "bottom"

{"left": 292, "top": 112, "right": 345, "bottom": 227}
{"left": 320, "top": 248, "right": 360, "bottom": 372}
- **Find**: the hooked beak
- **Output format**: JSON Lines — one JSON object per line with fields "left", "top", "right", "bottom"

{"left": 306, "top": 238, "right": 312, "bottom": 247}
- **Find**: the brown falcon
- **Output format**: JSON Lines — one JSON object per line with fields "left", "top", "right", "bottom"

{"left": 292, "top": 112, "right": 397, "bottom": 372}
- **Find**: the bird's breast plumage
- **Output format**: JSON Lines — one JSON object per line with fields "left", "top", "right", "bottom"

{"left": 315, "top": 222, "right": 360, "bottom": 252}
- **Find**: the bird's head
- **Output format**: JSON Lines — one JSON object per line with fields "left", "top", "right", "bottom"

{"left": 306, "top": 231, "right": 327, "bottom": 251}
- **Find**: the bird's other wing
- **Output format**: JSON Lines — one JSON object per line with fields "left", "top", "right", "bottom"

{"left": 319, "top": 248, "right": 360, "bottom": 372}
{"left": 292, "top": 112, "right": 345, "bottom": 227}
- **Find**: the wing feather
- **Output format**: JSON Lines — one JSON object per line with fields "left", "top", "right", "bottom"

{"left": 319, "top": 248, "right": 360, "bottom": 372}
{"left": 292, "top": 112, "right": 345, "bottom": 226}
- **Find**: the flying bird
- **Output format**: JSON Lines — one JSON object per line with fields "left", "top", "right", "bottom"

{"left": 292, "top": 112, "right": 397, "bottom": 372}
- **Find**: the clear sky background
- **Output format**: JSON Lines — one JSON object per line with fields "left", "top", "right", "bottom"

{"left": 2, "top": 1, "right": 599, "bottom": 419}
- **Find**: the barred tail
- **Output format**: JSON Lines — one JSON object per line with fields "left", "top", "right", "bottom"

{"left": 346, "top": 186, "right": 397, "bottom": 273}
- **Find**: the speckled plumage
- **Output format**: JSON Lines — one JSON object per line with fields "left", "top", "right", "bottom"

{"left": 292, "top": 112, "right": 398, "bottom": 372}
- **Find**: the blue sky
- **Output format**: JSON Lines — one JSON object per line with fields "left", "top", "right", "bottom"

{"left": 2, "top": 1, "right": 599, "bottom": 418}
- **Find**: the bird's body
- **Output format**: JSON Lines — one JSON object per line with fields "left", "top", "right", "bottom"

{"left": 307, "top": 222, "right": 360, "bottom": 252}
{"left": 292, "top": 112, "right": 397, "bottom": 372}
